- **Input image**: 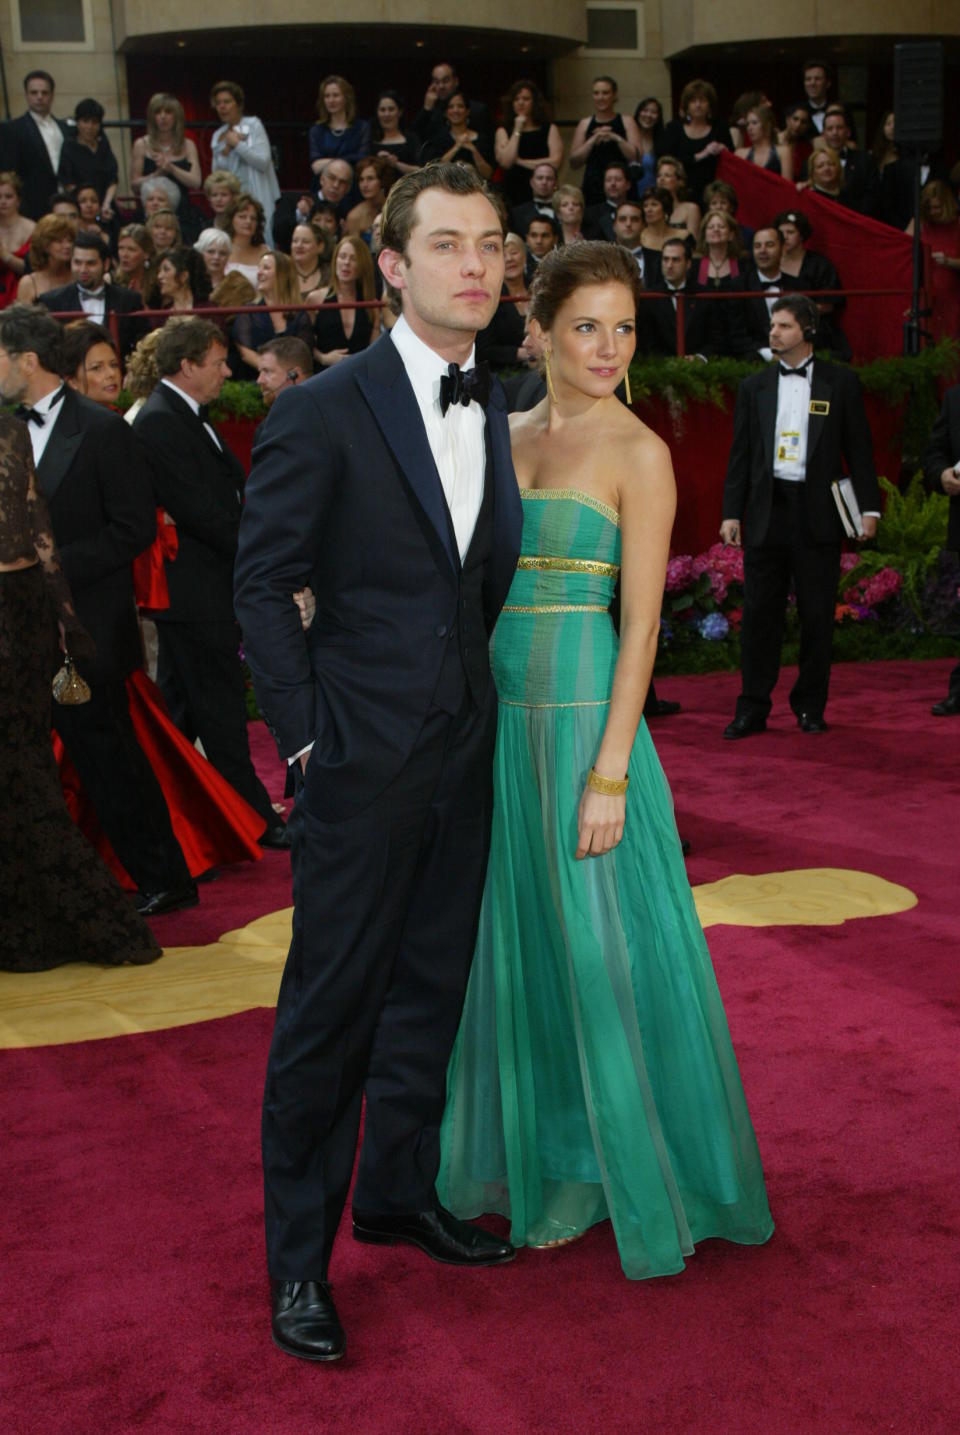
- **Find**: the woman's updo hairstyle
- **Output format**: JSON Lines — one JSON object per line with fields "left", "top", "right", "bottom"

{"left": 529, "top": 241, "right": 644, "bottom": 332}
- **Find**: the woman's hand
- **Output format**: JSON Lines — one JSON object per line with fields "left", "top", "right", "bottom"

{"left": 319, "top": 348, "right": 350, "bottom": 367}
{"left": 576, "top": 785, "right": 626, "bottom": 860}
{"left": 293, "top": 586, "right": 316, "bottom": 630}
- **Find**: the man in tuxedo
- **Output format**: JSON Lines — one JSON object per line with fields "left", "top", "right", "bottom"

{"left": 234, "top": 164, "right": 522, "bottom": 1361}
{"left": 316, "top": 159, "right": 353, "bottom": 224}
{"left": 583, "top": 161, "right": 632, "bottom": 241}
{"left": 0, "top": 304, "right": 196, "bottom": 914}
{"left": 638, "top": 236, "right": 718, "bottom": 357}
{"left": 799, "top": 60, "right": 833, "bottom": 134}
{"left": 614, "top": 200, "right": 651, "bottom": 284}
{"left": 720, "top": 296, "right": 880, "bottom": 737}
{"left": 0, "top": 71, "right": 68, "bottom": 220}
{"left": 724, "top": 227, "right": 799, "bottom": 362}
{"left": 132, "top": 320, "right": 287, "bottom": 849}
{"left": 38, "top": 231, "right": 147, "bottom": 359}
{"left": 922, "top": 384, "right": 960, "bottom": 715}
{"left": 524, "top": 213, "right": 560, "bottom": 271}
{"left": 510, "top": 161, "right": 558, "bottom": 238}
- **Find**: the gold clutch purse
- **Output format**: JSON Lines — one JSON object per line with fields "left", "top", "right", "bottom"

{"left": 52, "top": 655, "right": 92, "bottom": 706}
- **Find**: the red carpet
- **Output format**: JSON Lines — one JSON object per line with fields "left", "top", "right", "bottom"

{"left": 3, "top": 661, "right": 960, "bottom": 1433}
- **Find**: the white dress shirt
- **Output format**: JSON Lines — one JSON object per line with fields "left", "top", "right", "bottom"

{"left": 390, "top": 314, "right": 487, "bottom": 563}
{"left": 773, "top": 361, "right": 813, "bottom": 482}
{"left": 160, "top": 378, "right": 222, "bottom": 451}
{"left": 31, "top": 111, "right": 64, "bottom": 172}
{"left": 23, "top": 385, "right": 67, "bottom": 467}
{"left": 290, "top": 318, "right": 488, "bottom": 768}
{"left": 78, "top": 287, "right": 106, "bottom": 324}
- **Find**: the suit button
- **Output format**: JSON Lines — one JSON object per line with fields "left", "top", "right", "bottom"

{"left": 435, "top": 624, "right": 447, "bottom": 638}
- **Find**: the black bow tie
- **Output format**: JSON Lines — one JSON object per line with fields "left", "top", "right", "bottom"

{"left": 779, "top": 360, "right": 812, "bottom": 378}
{"left": 439, "top": 362, "right": 491, "bottom": 417}
{"left": 78, "top": 286, "right": 105, "bottom": 300}
{"left": 16, "top": 387, "right": 65, "bottom": 424}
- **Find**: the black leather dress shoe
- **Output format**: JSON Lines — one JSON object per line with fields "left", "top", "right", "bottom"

{"left": 352, "top": 1205, "right": 515, "bottom": 1266}
{"left": 646, "top": 698, "right": 682, "bottom": 718}
{"left": 134, "top": 883, "right": 199, "bottom": 917}
{"left": 259, "top": 821, "right": 291, "bottom": 850}
{"left": 271, "top": 1280, "right": 345, "bottom": 1362}
{"left": 797, "top": 713, "right": 829, "bottom": 733}
{"left": 931, "top": 695, "right": 960, "bottom": 716}
{"left": 723, "top": 714, "right": 767, "bottom": 740}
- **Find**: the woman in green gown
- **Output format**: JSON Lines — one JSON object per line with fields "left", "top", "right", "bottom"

{"left": 438, "top": 242, "right": 774, "bottom": 1278}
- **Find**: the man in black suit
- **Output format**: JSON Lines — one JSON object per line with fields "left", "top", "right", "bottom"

{"left": 721, "top": 296, "right": 880, "bottom": 737}
{"left": 0, "top": 304, "right": 196, "bottom": 914}
{"left": 723, "top": 227, "right": 801, "bottom": 362}
{"left": 639, "top": 236, "right": 719, "bottom": 358}
{"left": 0, "top": 71, "right": 68, "bottom": 220}
{"left": 583, "top": 161, "right": 632, "bottom": 241}
{"left": 922, "top": 384, "right": 960, "bottom": 715}
{"left": 132, "top": 320, "right": 287, "bottom": 849}
{"left": 510, "top": 161, "right": 558, "bottom": 238}
{"left": 234, "top": 165, "right": 522, "bottom": 1361}
{"left": 38, "top": 231, "right": 147, "bottom": 359}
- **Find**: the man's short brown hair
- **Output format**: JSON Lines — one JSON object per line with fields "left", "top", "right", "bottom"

{"left": 154, "top": 317, "right": 226, "bottom": 377}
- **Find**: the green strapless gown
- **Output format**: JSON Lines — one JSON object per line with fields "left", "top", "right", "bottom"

{"left": 438, "top": 490, "right": 774, "bottom": 1278}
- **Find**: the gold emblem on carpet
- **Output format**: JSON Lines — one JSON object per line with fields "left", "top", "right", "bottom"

{"left": 0, "top": 870, "right": 916, "bottom": 1048}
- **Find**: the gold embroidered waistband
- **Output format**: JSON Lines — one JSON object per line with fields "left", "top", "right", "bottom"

{"left": 516, "top": 556, "right": 620, "bottom": 577}
{"left": 499, "top": 697, "right": 612, "bottom": 709}
{"left": 501, "top": 603, "right": 610, "bottom": 614}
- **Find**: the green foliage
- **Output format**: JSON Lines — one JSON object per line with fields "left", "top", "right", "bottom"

{"left": 840, "top": 474, "right": 948, "bottom": 616}
{"left": 627, "top": 340, "right": 960, "bottom": 457}
{"left": 210, "top": 382, "right": 267, "bottom": 422}
{"left": 628, "top": 355, "right": 759, "bottom": 412}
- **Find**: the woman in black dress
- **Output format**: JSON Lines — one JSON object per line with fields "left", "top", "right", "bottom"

{"left": 420, "top": 91, "right": 494, "bottom": 178}
{"left": 370, "top": 90, "right": 420, "bottom": 179}
{"left": 0, "top": 417, "right": 160, "bottom": 971}
{"left": 570, "top": 76, "right": 643, "bottom": 206}
{"left": 307, "top": 234, "right": 380, "bottom": 369}
{"left": 233, "top": 250, "right": 313, "bottom": 373}
{"left": 657, "top": 79, "right": 733, "bottom": 205}
{"left": 495, "top": 79, "right": 564, "bottom": 212}
{"left": 58, "top": 98, "right": 119, "bottom": 220}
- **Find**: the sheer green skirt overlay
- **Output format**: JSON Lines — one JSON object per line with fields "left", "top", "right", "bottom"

{"left": 438, "top": 493, "right": 773, "bottom": 1278}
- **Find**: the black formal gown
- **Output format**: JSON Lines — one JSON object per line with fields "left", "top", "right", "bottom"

{"left": 0, "top": 417, "right": 160, "bottom": 971}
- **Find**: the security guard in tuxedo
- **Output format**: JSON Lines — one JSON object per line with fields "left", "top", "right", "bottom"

{"left": 720, "top": 295, "right": 881, "bottom": 737}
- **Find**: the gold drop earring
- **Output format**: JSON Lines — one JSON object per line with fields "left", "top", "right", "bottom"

{"left": 624, "top": 368, "right": 633, "bottom": 406}
{"left": 545, "top": 350, "right": 558, "bottom": 405}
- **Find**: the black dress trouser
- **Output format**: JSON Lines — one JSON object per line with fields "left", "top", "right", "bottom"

{"left": 155, "top": 617, "right": 275, "bottom": 824}
{"left": 262, "top": 686, "right": 497, "bottom": 1281}
{"left": 737, "top": 481, "right": 842, "bottom": 722}
{"left": 52, "top": 673, "right": 191, "bottom": 894}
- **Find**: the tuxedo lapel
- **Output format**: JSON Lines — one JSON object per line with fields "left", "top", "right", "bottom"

{"left": 356, "top": 334, "right": 458, "bottom": 577}
{"left": 807, "top": 367, "right": 833, "bottom": 468}
{"left": 36, "top": 391, "right": 83, "bottom": 504}
{"left": 160, "top": 383, "right": 233, "bottom": 468}
{"left": 758, "top": 366, "right": 779, "bottom": 477}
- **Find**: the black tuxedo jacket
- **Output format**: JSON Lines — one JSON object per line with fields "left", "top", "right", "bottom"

{"left": 132, "top": 383, "right": 246, "bottom": 624}
{"left": 234, "top": 331, "right": 523, "bottom": 818}
{"left": 639, "top": 279, "right": 720, "bottom": 358}
{"left": 38, "top": 282, "right": 148, "bottom": 359}
{"left": 723, "top": 268, "right": 803, "bottom": 359}
{"left": 582, "top": 201, "right": 617, "bottom": 242}
{"left": 511, "top": 200, "right": 557, "bottom": 238}
{"left": 35, "top": 388, "right": 156, "bottom": 681}
{"left": 923, "top": 384, "right": 960, "bottom": 551}
{"left": 0, "top": 112, "right": 69, "bottom": 219}
{"left": 722, "top": 360, "right": 880, "bottom": 547}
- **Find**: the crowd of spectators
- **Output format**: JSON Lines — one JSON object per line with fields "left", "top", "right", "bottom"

{"left": 1, "top": 56, "right": 958, "bottom": 378}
